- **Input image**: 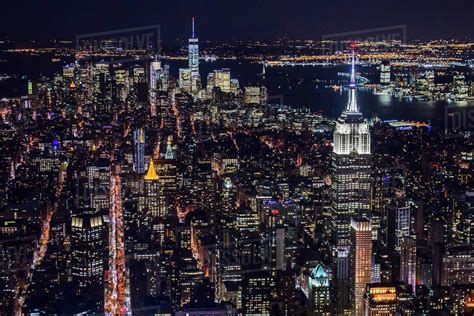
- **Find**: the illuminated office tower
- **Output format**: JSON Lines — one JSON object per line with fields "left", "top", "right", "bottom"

{"left": 149, "top": 59, "right": 161, "bottom": 116}
{"left": 277, "top": 265, "right": 299, "bottom": 314}
{"left": 385, "top": 202, "right": 411, "bottom": 255}
{"left": 220, "top": 177, "right": 238, "bottom": 249}
{"left": 442, "top": 246, "right": 474, "bottom": 286}
{"left": 335, "top": 245, "right": 351, "bottom": 315}
{"left": 114, "top": 68, "right": 129, "bottom": 102}
{"left": 244, "top": 86, "right": 268, "bottom": 105}
{"left": 372, "top": 165, "right": 406, "bottom": 241}
{"left": 266, "top": 221, "right": 285, "bottom": 271}
{"left": 207, "top": 68, "right": 231, "bottom": 94}
{"left": 87, "top": 161, "right": 110, "bottom": 211}
{"left": 133, "top": 128, "right": 145, "bottom": 174}
{"left": 149, "top": 59, "right": 161, "bottom": 91}
{"left": 188, "top": 17, "right": 199, "bottom": 77}
{"left": 331, "top": 51, "right": 371, "bottom": 314}
{"left": 260, "top": 202, "right": 299, "bottom": 270}
{"left": 452, "top": 75, "right": 468, "bottom": 100}
{"left": 179, "top": 68, "right": 192, "bottom": 93}
{"left": 165, "top": 136, "right": 174, "bottom": 160}
{"left": 351, "top": 218, "right": 372, "bottom": 315}
{"left": 309, "top": 264, "right": 331, "bottom": 315}
{"left": 140, "top": 159, "right": 165, "bottom": 218}
{"left": 215, "top": 69, "right": 231, "bottom": 93}
{"left": 222, "top": 177, "right": 237, "bottom": 215}
{"left": 71, "top": 212, "right": 106, "bottom": 292}
{"left": 133, "top": 66, "right": 146, "bottom": 84}
{"left": 188, "top": 18, "right": 201, "bottom": 93}
{"left": 380, "top": 61, "right": 391, "bottom": 86}
{"left": 156, "top": 91, "right": 169, "bottom": 120}
{"left": 451, "top": 192, "right": 474, "bottom": 245}
{"left": 242, "top": 270, "right": 275, "bottom": 315}
{"left": 400, "top": 236, "right": 417, "bottom": 294}
{"left": 192, "top": 161, "right": 218, "bottom": 215}
{"left": 160, "top": 64, "right": 170, "bottom": 91}
{"left": 331, "top": 51, "right": 371, "bottom": 247}
{"left": 155, "top": 136, "right": 177, "bottom": 219}
{"left": 363, "top": 284, "right": 398, "bottom": 315}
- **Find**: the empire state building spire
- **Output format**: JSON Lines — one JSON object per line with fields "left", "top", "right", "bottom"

{"left": 345, "top": 50, "right": 359, "bottom": 113}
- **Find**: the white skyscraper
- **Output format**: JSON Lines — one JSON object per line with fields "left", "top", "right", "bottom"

{"left": 150, "top": 59, "right": 161, "bottom": 91}
{"left": 188, "top": 17, "right": 200, "bottom": 93}
{"left": 149, "top": 58, "right": 161, "bottom": 116}
{"left": 331, "top": 51, "right": 372, "bottom": 315}
{"left": 188, "top": 17, "right": 199, "bottom": 76}
{"left": 331, "top": 51, "right": 372, "bottom": 246}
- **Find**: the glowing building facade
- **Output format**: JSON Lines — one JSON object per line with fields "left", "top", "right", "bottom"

{"left": 363, "top": 285, "right": 398, "bottom": 315}
{"left": 400, "top": 236, "right": 417, "bottom": 294}
{"left": 71, "top": 212, "right": 106, "bottom": 291}
{"left": 188, "top": 17, "right": 199, "bottom": 78}
{"left": 133, "top": 128, "right": 145, "bottom": 174}
{"left": 331, "top": 51, "right": 371, "bottom": 246}
{"left": 309, "top": 264, "right": 331, "bottom": 315}
{"left": 188, "top": 17, "right": 200, "bottom": 93}
{"left": 351, "top": 218, "right": 372, "bottom": 315}
{"left": 331, "top": 51, "right": 372, "bottom": 315}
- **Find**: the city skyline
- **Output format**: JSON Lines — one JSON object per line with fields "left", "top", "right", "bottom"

{"left": 0, "top": 6, "right": 473, "bottom": 316}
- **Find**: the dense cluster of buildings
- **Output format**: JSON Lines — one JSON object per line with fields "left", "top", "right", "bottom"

{"left": 373, "top": 60, "right": 474, "bottom": 102}
{"left": 0, "top": 21, "right": 473, "bottom": 315}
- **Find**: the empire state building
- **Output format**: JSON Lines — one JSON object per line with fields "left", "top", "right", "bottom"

{"left": 331, "top": 51, "right": 371, "bottom": 247}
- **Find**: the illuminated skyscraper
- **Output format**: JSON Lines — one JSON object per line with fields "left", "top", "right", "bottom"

{"left": 149, "top": 59, "right": 161, "bottom": 91}
{"left": 207, "top": 68, "right": 232, "bottom": 94}
{"left": 331, "top": 51, "right": 372, "bottom": 246}
{"left": 71, "top": 211, "right": 106, "bottom": 292}
{"left": 188, "top": 17, "right": 199, "bottom": 78}
{"left": 400, "top": 236, "right": 417, "bottom": 294}
{"left": 87, "top": 161, "right": 110, "bottom": 211}
{"left": 149, "top": 58, "right": 161, "bottom": 116}
{"left": 188, "top": 17, "right": 201, "bottom": 93}
{"left": 141, "top": 159, "right": 164, "bottom": 218}
{"left": 380, "top": 61, "right": 391, "bottom": 86}
{"left": 154, "top": 136, "right": 177, "bottom": 219}
{"left": 165, "top": 136, "right": 174, "bottom": 160}
{"left": 242, "top": 270, "right": 275, "bottom": 315}
{"left": 363, "top": 284, "right": 398, "bottom": 315}
{"left": 221, "top": 177, "right": 236, "bottom": 215}
{"left": 133, "top": 128, "right": 145, "bottom": 174}
{"left": 335, "top": 245, "right": 351, "bottom": 314}
{"left": 351, "top": 218, "right": 372, "bottom": 315}
{"left": 179, "top": 68, "right": 192, "bottom": 93}
{"left": 331, "top": 51, "right": 371, "bottom": 314}
{"left": 386, "top": 202, "right": 411, "bottom": 255}
{"left": 309, "top": 264, "right": 331, "bottom": 315}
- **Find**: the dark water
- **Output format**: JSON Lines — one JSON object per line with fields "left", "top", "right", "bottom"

{"left": 0, "top": 53, "right": 446, "bottom": 125}
{"left": 168, "top": 59, "right": 446, "bottom": 125}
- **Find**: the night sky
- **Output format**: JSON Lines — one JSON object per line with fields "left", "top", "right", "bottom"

{"left": 1, "top": 0, "right": 473, "bottom": 41}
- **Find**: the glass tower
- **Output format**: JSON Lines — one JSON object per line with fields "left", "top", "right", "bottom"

{"left": 188, "top": 17, "right": 199, "bottom": 77}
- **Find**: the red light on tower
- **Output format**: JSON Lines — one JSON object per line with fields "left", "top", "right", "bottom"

{"left": 351, "top": 42, "right": 357, "bottom": 49}
{"left": 271, "top": 209, "right": 279, "bottom": 215}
